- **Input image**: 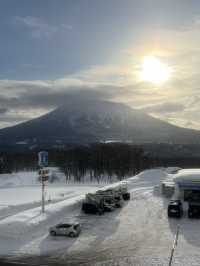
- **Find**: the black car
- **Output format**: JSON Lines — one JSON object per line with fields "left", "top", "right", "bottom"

{"left": 168, "top": 200, "right": 183, "bottom": 218}
{"left": 188, "top": 202, "right": 200, "bottom": 218}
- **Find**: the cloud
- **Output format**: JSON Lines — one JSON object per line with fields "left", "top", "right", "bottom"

{"left": 0, "top": 65, "right": 151, "bottom": 128}
{"left": 0, "top": 108, "right": 7, "bottom": 114}
{"left": 0, "top": 51, "right": 200, "bottom": 130}
{"left": 139, "top": 102, "right": 185, "bottom": 114}
{"left": 14, "top": 16, "right": 72, "bottom": 38}
{"left": 0, "top": 81, "right": 141, "bottom": 111}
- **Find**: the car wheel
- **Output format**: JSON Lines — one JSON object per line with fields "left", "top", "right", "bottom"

{"left": 69, "top": 232, "right": 76, "bottom": 237}
{"left": 50, "top": 231, "right": 56, "bottom": 236}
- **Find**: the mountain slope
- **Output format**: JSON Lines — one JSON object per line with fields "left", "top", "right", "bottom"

{"left": 1, "top": 99, "right": 200, "bottom": 145}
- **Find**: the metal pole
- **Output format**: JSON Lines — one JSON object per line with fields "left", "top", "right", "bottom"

{"left": 168, "top": 225, "right": 180, "bottom": 266}
{"left": 42, "top": 177, "right": 45, "bottom": 213}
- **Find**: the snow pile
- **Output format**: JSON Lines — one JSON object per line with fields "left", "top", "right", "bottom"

{"left": 165, "top": 167, "right": 181, "bottom": 174}
{"left": 134, "top": 169, "right": 168, "bottom": 181}
{"left": 93, "top": 169, "right": 167, "bottom": 192}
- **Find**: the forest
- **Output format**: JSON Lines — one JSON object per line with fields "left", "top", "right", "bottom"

{"left": 1, "top": 143, "right": 200, "bottom": 183}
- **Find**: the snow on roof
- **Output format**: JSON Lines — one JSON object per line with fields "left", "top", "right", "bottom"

{"left": 174, "top": 169, "right": 200, "bottom": 183}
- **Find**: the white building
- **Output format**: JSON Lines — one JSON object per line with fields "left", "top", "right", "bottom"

{"left": 174, "top": 169, "right": 200, "bottom": 201}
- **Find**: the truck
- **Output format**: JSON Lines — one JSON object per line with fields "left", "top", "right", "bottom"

{"left": 82, "top": 184, "right": 130, "bottom": 215}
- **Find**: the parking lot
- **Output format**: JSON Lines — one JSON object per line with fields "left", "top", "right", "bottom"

{"left": 2, "top": 169, "right": 200, "bottom": 266}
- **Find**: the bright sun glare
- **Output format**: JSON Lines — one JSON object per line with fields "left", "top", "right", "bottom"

{"left": 140, "top": 55, "right": 171, "bottom": 84}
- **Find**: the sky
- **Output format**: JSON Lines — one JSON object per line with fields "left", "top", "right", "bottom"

{"left": 0, "top": 0, "right": 200, "bottom": 129}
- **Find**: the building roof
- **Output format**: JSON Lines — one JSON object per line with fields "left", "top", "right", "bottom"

{"left": 174, "top": 169, "right": 200, "bottom": 183}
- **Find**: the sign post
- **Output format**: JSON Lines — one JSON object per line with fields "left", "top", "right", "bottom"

{"left": 42, "top": 177, "right": 45, "bottom": 213}
{"left": 38, "top": 151, "right": 49, "bottom": 213}
{"left": 38, "top": 151, "right": 48, "bottom": 168}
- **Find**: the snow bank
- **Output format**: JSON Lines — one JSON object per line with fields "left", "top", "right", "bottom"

{"left": 0, "top": 168, "right": 67, "bottom": 188}
{"left": 102, "top": 169, "right": 168, "bottom": 187}
{"left": 0, "top": 195, "right": 83, "bottom": 239}
{"left": 135, "top": 169, "right": 168, "bottom": 180}
{"left": 0, "top": 171, "right": 38, "bottom": 188}
{"left": 165, "top": 167, "right": 181, "bottom": 174}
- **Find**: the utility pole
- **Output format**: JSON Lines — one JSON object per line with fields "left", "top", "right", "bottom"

{"left": 38, "top": 151, "right": 49, "bottom": 214}
{"left": 42, "top": 174, "right": 45, "bottom": 213}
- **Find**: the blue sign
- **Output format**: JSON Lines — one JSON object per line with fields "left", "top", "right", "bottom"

{"left": 38, "top": 151, "right": 48, "bottom": 167}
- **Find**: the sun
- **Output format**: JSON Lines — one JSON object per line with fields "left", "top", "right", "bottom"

{"left": 140, "top": 55, "right": 171, "bottom": 84}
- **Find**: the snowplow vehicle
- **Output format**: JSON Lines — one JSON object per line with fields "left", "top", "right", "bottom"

{"left": 82, "top": 193, "right": 104, "bottom": 215}
{"left": 96, "top": 189, "right": 123, "bottom": 209}
{"left": 119, "top": 184, "right": 131, "bottom": 200}
{"left": 111, "top": 183, "right": 131, "bottom": 201}
{"left": 82, "top": 184, "right": 130, "bottom": 215}
{"left": 82, "top": 202, "right": 104, "bottom": 215}
{"left": 82, "top": 191, "right": 116, "bottom": 213}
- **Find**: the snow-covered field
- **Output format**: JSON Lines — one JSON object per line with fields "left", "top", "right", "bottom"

{"left": 0, "top": 168, "right": 200, "bottom": 265}
{"left": 0, "top": 169, "right": 104, "bottom": 215}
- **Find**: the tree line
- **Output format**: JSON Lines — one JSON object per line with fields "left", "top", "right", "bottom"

{"left": 1, "top": 143, "right": 200, "bottom": 183}
{"left": 0, "top": 143, "right": 151, "bottom": 182}
{"left": 56, "top": 143, "right": 148, "bottom": 182}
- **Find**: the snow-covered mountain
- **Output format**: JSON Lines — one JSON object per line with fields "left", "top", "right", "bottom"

{"left": 1, "top": 99, "right": 200, "bottom": 146}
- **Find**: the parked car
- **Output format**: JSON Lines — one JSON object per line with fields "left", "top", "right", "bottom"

{"left": 168, "top": 200, "right": 183, "bottom": 218}
{"left": 49, "top": 222, "right": 81, "bottom": 237}
{"left": 82, "top": 202, "right": 104, "bottom": 215}
{"left": 188, "top": 202, "right": 200, "bottom": 218}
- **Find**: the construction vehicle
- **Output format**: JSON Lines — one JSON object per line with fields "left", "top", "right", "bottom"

{"left": 82, "top": 184, "right": 130, "bottom": 215}
{"left": 82, "top": 193, "right": 104, "bottom": 215}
